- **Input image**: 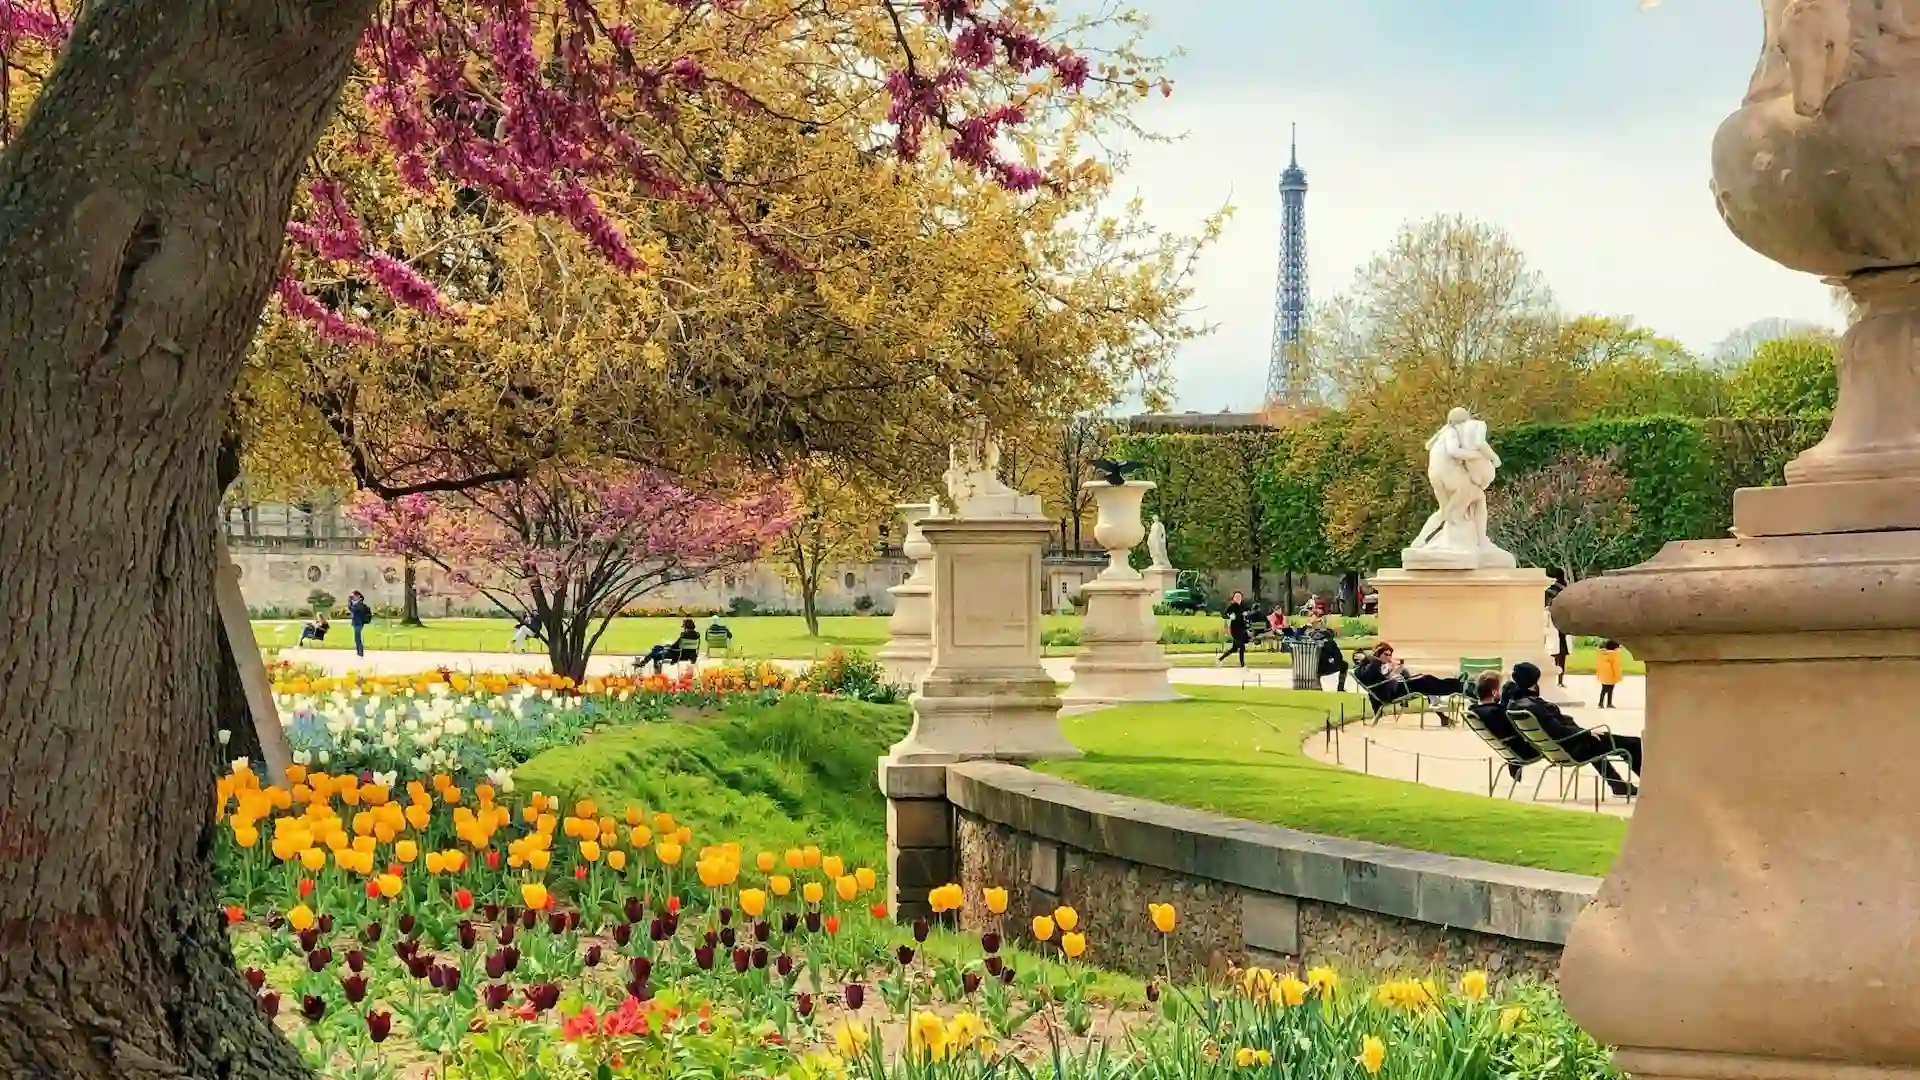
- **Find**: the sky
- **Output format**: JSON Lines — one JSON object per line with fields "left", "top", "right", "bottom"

{"left": 1097, "top": 0, "right": 1844, "bottom": 411}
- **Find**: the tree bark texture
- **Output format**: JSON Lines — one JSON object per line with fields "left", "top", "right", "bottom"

{"left": 0, "top": 2, "right": 377, "bottom": 1076}
{"left": 402, "top": 558, "right": 423, "bottom": 625}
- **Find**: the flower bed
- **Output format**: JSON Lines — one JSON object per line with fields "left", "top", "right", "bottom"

{"left": 215, "top": 763, "right": 1618, "bottom": 1079}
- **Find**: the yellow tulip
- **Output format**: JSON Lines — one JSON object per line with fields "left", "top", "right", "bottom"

{"left": 286, "top": 904, "right": 316, "bottom": 932}
{"left": 351, "top": 836, "right": 376, "bottom": 855}
{"left": 802, "top": 844, "right": 820, "bottom": 868}
{"left": 771, "top": 875, "right": 792, "bottom": 897}
{"left": 1053, "top": 906, "right": 1079, "bottom": 932}
{"left": 783, "top": 848, "right": 805, "bottom": 870}
{"left": 802, "top": 881, "right": 825, "bottom": 905}
{"left": 580, "top": 840, "right": 602, "bottom": 863}
{"left": 405, "top": 804, "right": 431, "bottom": 831}
{"left": 983, "top": 886, "right": 1007, "bottom": 915}
{"left": 1499, "top": 1006, "right": 1527, "bottom": 1034}
{"left": 1307, "top": 966, "right": 1339, "bottom": 994}
{"left": 232, "top": 825, "right": 260, "bottom": 848}
{"left": 442, "top": 849, "right": 467, "bottom": 872}
{"left": 1060, "top": 931, "right": 1087, "bottom": 959}
{"left": 1235, "top": 1048, "right": 1258, "bottom": 1068}
{"left": 836, "top": 875, "right": 859, "bottom": 901}
{"left": 833, "top": 1022, "right": 870, "bottom": 1056}
{"left": 625, "top": 806, "right": 643, "bottom": 827}
{"left": 376, "top": 873, "right": 403, "bottom": 899}
{"left": 1274, "top": 975, "right": 1308, "bottom": 1008}
{"left": 856, "top": 867, "right": 879, "bottom": 892}
{"left": 1149, "top": 902, "right": 1176, "bottom": 934}
{"left": 653, "top": 811, "right": 675, "bottom": 834}
{"left": 299, "top": 847, "right": 326, "bottom": 872}
{"left": 675, "top": 826, "right": 692, "bottom": 845}
{"left": 395, "top": 839, "right": 419, "bottom": 864}
{"left": 629, "top": 825, "right": 652, "bottom": 848}
{"left": 1357, "top": 1036, "right": 1386, "bottom": 1076}
{"left": 655, "top": 841, "right": 683, "bottom": 866}
{"left": 1031, "top": 915, "right": 1055, "bottom": 942}
{"left": 425, "top": 851, "right": 448, "bottom": 875}
{"left": 574, "top": 799, "right": 598, "bottom": 820}
{"left": 909, "top": 1011, "right": 949, "bottom": 1062}
{"left": 1461, "top": 970, "right": 1489, "bottom": 1001}
{"left": 756, "top": 851, "right": 777, "bottom": 873}
{"left": 740, "top": 889, "right": 768, "bottom": 919}
{"left": 522, "top": 882, "right": 550, "bottom": 910}
{"left": 529, "top": 849, "right": 552, "bottom": 871}
{"left": 822, "top": 855, "right": 845, "bottom": 880}
{"left": 606, "top": 849, "right": 628, "bottom": 871}
{"left": 373, "top": 822, "right": 397, "bottom": 845}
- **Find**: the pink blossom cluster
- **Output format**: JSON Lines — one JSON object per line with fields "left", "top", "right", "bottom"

{"left": 0, "top": 0, "right": 63, "bottom": 50}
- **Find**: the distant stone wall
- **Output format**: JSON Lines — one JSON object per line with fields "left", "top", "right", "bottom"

{"left": 935, "top": 763, "right": 1595, "bottom": 984}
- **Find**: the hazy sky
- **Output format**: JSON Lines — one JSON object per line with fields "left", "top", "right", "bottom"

{"left": 1101, "top": 0, "right": 1842, "bottom": 411}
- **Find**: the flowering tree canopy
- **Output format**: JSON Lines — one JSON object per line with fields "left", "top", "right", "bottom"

{"left": 352, "top": 468, "right": 791, "bottom": 678}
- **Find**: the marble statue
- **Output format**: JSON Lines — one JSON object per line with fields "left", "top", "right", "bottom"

{"left": 1148, "top": 516, "right": 1172, "bottom": 569}
{"left": 1405, "top": 408, "right": 1516, "bottom": 570}
{"left": 942, "top": 419, "right": 1042, "bottom": 518}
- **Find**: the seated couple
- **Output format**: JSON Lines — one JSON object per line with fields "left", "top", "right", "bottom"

{"left": 639, "top": 619, "right": 702, "bottom": 675}
{"left": 1354, "top": 643, "right": 1462, "bottom": 717}
{"left": 1469, "top": 663, "right": 1642, "bottom": 798}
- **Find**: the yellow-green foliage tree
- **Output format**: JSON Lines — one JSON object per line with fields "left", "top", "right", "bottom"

{"left": 775, "top": 466, "right": 895, "bottom": 636}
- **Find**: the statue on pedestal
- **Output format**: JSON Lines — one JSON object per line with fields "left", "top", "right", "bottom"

{"left": 1403, "top": 408, "right": 1516, "bottom": 570}
{"left": 1148, "top": 516, "right": 1172, "bottom": 569}
{"left": 941, "top": 419, "right": 1041, "bottom": 518}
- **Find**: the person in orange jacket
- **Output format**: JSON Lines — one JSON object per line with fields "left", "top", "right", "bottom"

{"left": 1595, "top": 640, "right": 1624, "bottom": 708}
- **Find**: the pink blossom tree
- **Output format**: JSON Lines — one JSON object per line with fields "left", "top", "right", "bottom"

{"left": 353, "top": 470, "right": 790, "bottom": 680}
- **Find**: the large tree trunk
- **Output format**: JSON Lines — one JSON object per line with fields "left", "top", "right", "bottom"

{"left": 0, "top": 2, "right": 377, "bottom": 1076}
{"left": 402, "top": 557, "right": 424, "bottom": 626}
{"left": 802, "top": 574, "right": 821, "bottom": 637}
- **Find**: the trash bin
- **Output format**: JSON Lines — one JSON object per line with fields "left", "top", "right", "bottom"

{"left": 1291, "top": 637, "right": 1322, "bottom": 690}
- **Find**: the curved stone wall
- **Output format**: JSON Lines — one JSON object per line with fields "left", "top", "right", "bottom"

{"left": 927, "top": 762, "right": 1598, "bottom": 983}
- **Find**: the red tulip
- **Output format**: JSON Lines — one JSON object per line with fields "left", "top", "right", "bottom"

{"left": 298, "top": 879, "right": 315, "bottom": 898}
{"left": 485, "top": 849, "right": 502, "bottom": 871}
{"left": 367, "top": 1011, "right": 392, "bottom": 1042}
{"left": 666, "top": 896, "right": 681, "bottom": 915}
{"left": 364, "top": 880, "right": 382, "bottom": 899}
{"left": 244, "top": 967, "right": 267, "bottom": 991}
{"left": 824, "top": 916, "right": 840, "bottom": 936}
{"left": 575, "top": 865, "right": 589, "bottom": 880}
{"left": 455, "top": 888, "right": 474, "bottom": 911}
{"left": 870, "top": 903, "right": 888, "bottom": 919}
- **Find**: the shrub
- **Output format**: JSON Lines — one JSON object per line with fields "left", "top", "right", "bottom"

{"left": 1041, "top": 627, "right": 1081, "bottom": 649}
{"left": 799, "top": 648, "right": 901, "bottom": 703}
{"left": 1159, "top": 625, "right": 1227, "bottom": 646}
{"left": 728, "top": 596, "right": 761, "bottom": 617}
{"left": 1334, "top": 616, "right": 1378, "bottom": 637}
{"left": 853, "top": 593, "right": 876, "bottom": 613}
{"left": 306, "top": 588, "right": 337, "bottom": 614}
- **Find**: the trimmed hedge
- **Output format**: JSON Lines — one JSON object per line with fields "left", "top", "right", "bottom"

{"left": 1117, "top": 414, "right": 1824, "bottom": 577}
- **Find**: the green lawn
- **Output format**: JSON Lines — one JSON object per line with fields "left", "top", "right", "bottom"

{"left": 1041, "top": 685, "right": 1625, "bottom": 876}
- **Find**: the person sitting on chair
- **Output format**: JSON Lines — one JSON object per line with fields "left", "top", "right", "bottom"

{"left": 1315, "top": 631, "right": 1349, "bottom": 692}
{"left": 1354, "top": 643, "right": 1463, "bottom": 711}
{"left": 1468, "top": 670, "right": 1541, "bottom": 781}
{"left": 1508, "top": 662, "right": 1641, "bottom": 798}
{"left": 297, "top": 612, "right": 330, "bottom": 647}
{"left": 640, "top": 618, "right": 702, "bottom": 675}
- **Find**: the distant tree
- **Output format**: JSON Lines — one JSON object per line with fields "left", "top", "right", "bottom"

{"left": 1489, "top": 452, "right": 1641, "bottom": 583}
{"left": 353, "top": 469, "right": 789, "bottom": 680}
{"left": 1729, "top": 334, "right": 1839, "bottom": 417}
{"left": 1046, "top": 415, "right": 1112, "bottom": 551}
{"left": 1709, "top": 317, "right": 1834, "bottom": 368}
{"left": 775, "top": 468, "right": 891, "bottom": 637}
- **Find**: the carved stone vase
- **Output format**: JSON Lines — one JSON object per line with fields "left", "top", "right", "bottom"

{"left": 1556, "top": 5, "right": 1920, "bottom": 1077}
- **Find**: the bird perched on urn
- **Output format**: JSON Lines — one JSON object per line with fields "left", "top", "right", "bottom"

{"left": 1090, "top": 458, "right": 1143, "bottom": 485}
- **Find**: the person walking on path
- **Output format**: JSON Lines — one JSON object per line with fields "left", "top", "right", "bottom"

{"left": 511, "top": 613, "right": 536, "bottom": 654}
{"left": 347, "top": 590, "right": 374, "bottom": 658}
{"left": 1595, "top": 640, "right": 1624, "bottom": 708}
{"left": 1216, "top": 590, "right": 1252, "bottom": 668}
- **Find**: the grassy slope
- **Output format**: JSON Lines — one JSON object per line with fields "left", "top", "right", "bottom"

{"left": 514, "top": 694, "right": 909, "bottom": 868}
{"left": 1041, "top": 685, "right": 1625, "bottom": 877}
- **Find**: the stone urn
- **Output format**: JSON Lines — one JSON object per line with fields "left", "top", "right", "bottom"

{"left": 1089, "top": 481, "right": 1151, "bottom": 579}
{"left": 1556, "top": 6, "right": 1920, "bottom": 1077}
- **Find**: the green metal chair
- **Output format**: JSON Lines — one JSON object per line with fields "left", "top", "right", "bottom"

{"left": 1448, "top": 657, "right": 1504, "bottom": 724}
{"left": 1508, "top": 707, "right": 1634, "bottom": 810}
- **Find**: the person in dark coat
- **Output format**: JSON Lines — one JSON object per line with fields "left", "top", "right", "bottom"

{"left": 1508, "top": 661, "right": 1640, "bottom": 797}
{"left": 347, "top": 591, "right": 373, "bottom": 657}
{"left": 1467, "top": 670, "right": 1540, "bottom": 781}
{"left": 1215, "top": 591, "right": 1252, "bottom": 668}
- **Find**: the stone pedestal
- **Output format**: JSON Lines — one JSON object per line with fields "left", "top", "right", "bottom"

{"left": 1066, "top": 482, "right": 1175, "bottom": 704}
{"left": 1370, "top": 567, "right": 1552, "bottom": 680}
{"left": 877, "top": 502, "right": 935, "bottom": 689}
{"left": 886, "top": 515, "right": 1078, "bottom": 764}
{"left": 1143, "top": 565, "right": 1179, "bottom": 602}
{"left": 878, "top": 759, "right": 954, "bottom": 922}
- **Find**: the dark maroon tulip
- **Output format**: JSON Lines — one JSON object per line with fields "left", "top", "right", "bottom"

{"left": 428, "top": 965, "right": 446, "bottom": 990}
{"left": 704, "top": 930, "right": 719, "bottom": 948}
{"left": 346, "top": 949, "right": 366, "bottom": 973}
{"left": 267, "top": 913, "right": 286, "bottom": 931}
{"left": 498, "top": 923, "right": 517, "bottom": 946}
{"left": 1000, "top": 966, "right": 1017, "bottom": 985}
{"left": 306, "top": 947, "right": 333, "bottom": 973}
{"left": 393, "top": 939, "right": 415, "bottom": 962}
{"left": 567, "top": 911, "right": 581, "bottom": 931}
{"left": 695, "top": 945, "right": 716, "bottom": 970}
{"left": 612, "top": 923, "right": 632, "bottom": 947}
{"left": 754, "top": 920, "right": 771, "bottom": 942}
{"left": 629, "top": 979, "right": 653, "bottom": 1002}
{"left": 781, "top": 913, "right": 799, "bottom": 935}
{"left": 718, "top": 926, "right": 737, "bottom": 948}
{"left": 319, "top": 914, "right": 335, "bottom": 934}
{"left": 502, "top": 906, "right": 521, "bottom": 926}
{"left": 399, "top": 914, "right": 417, "bottom": 935}
{"left": 751, "top": 946, "right": 769, "bottom": 970}
{"left": 731, "top": 947, "right": 750, "bottom": 973}
{"left": 629, "top": 956, "right": 652, "bottom": 983}
{"left": 984, "top": 955, "right": 1004, "bottom": 977}
{"left": 483, "top": 902, "right": 502, "bottom": 923}
{"left": 548, "top": 911, "right": 569, "bottom": 935}
{"left": 406, "top": 953, "right": 432, "bottom": 980}
{"left": 1146, "top": 981, "right": 1161, "bottom": 1003}
{"left": 244, "top": 968, "right": 267, "bottom": 992}
{"left": 485, "top": 951, "right": 509, "bottom": 979}
{"left": 981, "top": 931, "right": 1001, "bottom": 955}
{"left": 896, "top": 945, "right": 916, "bottom": 966}
{"left": 661, "top": 911, "right": 679, "bottom": 936}
{"left": 258, "top": 992, "right": 280, "bottom": 1018}
{"left": 844, "top": 983, "right": 865, "bottom": 1010}
{"left": 805, "top": 912, "right": 822, "bottom": 934}
{"left": 502, "top": 945, "right": 521, "bottom": 972}
{"left": 776, "top": 954, "right": 794, "bottom": 978}
{"left": 584, "top": 945, "right": 603, "bottom": 968}
{"left": 649, "top": 918, "right": 668, "bottom": 942}
{"left": 483, "top": 983, "right": 513, "bottom": 1010}
{"left": 521, "top": 908, "right": 538, "bottom": 930}
{"left": 301, "top": 995, "right": 326, "bottom": 1022}
{"left": 625, "top": 897, "right": 646, "bottom": 923}
{"left": 297, "top": 928, "right": 321, "bottom": 952}
{"left": 913, "top": 918, "right": 930, "bottom": 943}
{"left": 458, "top": 920, "right": 478, "bottom": 950}
{"left": 366, "top": 1009, "right": 393, "bottom": 1042}
{"left": 718, "top": 906, "right": 734, "bottom": 926}
{"left": 342, "top": 974, "right": 368, "bottom": 1003}
{"left": 528, "top": 983, "right": 562, "bottom": 1012}
{"left": 796, "top": 993, "right": 814, "bottom": 1018}
{"left": 438, "top": 964, "right": 462, "bottom": 993}
{"left": 362, "top": 922, "right": 383, "bottom": 943}
{"left": 963, "top": 971, "right": 982, "bottom": 995}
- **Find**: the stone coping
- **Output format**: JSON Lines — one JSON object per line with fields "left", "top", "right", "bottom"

{"left": 945, "top": 762, "right": 1599, "bottom": 946}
